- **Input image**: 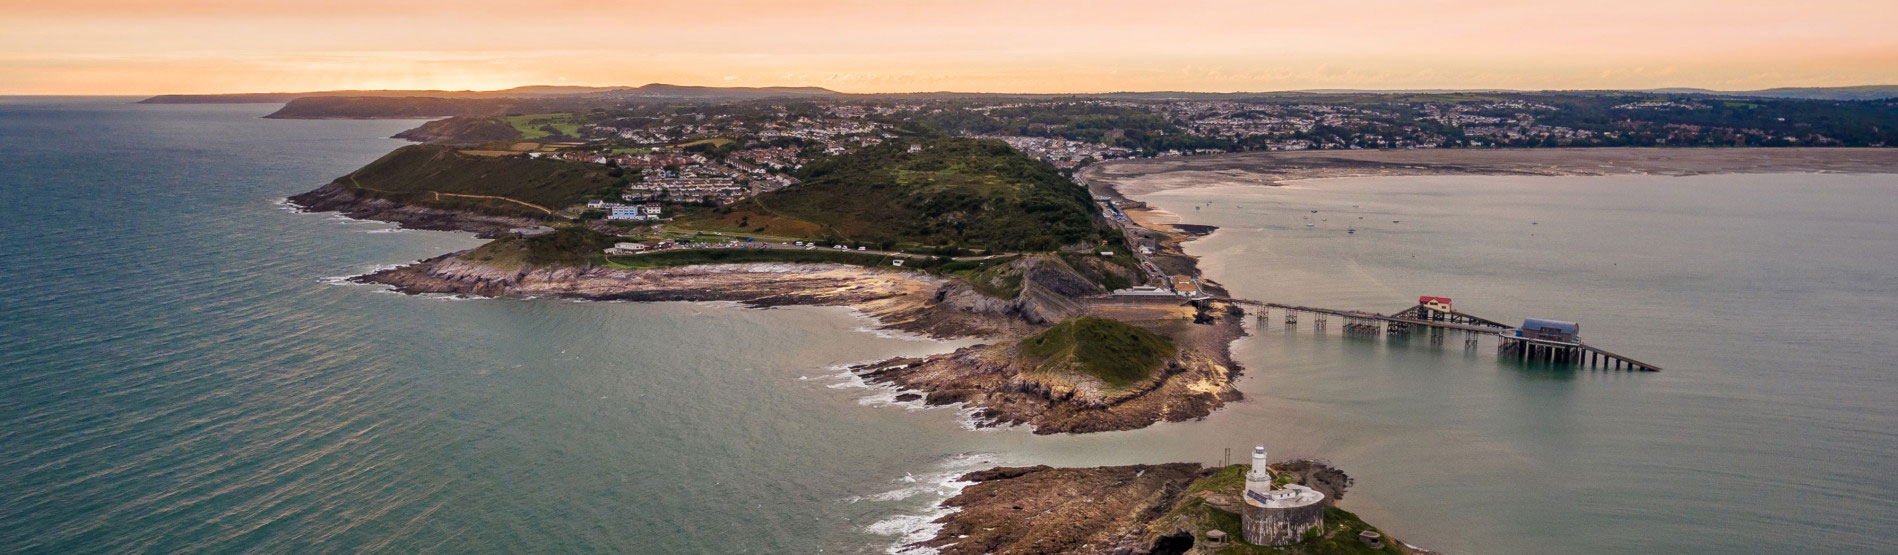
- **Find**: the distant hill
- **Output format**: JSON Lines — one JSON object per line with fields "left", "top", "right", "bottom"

{"left": 603, "top": 83, "right": 840, "bottom": 100}
{"left": 682, "top": 138, "right": 1104, "bottom": 251}
{"left": 137, "top": 85, "right": 632, "bottom": 104}
{"left": 141, "top": 83, "right": 841, "bottom": 106}
{"left": 1646, "top": 85, "right": 1898, "bottom": 101}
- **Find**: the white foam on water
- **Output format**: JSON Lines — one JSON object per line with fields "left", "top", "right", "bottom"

{"left": 810, "top": 362, "right": 954, "bottom": 413}
{"left": 842, "top": 308, "right": 935, "bottom": 342}
{"left": 858, "top": 452, "right": 1000, "bottom": 554}
{"left": 319, "top": 264, "right": 401, "bottom": 286}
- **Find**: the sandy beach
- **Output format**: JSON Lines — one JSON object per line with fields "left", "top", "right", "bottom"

{"left": 1081, "top": 147, "right": 1898, "bottom": 230}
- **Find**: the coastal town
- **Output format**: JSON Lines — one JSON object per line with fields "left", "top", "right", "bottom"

{"left": 427, "top": 91, "right": 1883, "bottom": 228}
{"left": 374, "top": 89, "right": 1896, "bottom": 308}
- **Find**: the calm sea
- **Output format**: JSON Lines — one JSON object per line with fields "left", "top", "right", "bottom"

{"left": 3, "top": 99, "right": 1894, "bottom": 553}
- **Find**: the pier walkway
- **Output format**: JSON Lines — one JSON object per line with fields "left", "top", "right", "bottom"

{"left": 1233, "top": 299, "right": 1661, "bottom": 371}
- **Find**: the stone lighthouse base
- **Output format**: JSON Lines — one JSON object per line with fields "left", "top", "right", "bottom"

{"left": 1241, "top": 499, "right": 1325, "bottom": 546}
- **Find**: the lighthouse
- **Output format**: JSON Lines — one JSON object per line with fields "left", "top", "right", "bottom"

{"left": 1244, "top": 445, "right": 1273, "bottom": 494}
{"left": 1239, "top": 443, "right": 1326, "bottom": 546}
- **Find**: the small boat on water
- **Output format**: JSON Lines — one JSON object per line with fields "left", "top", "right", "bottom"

{"left": 1347, "top": 228, "right": 1356, "bottom": 234}
{"left": 1306, "top": 222, "right": 1315, "bottom": 227}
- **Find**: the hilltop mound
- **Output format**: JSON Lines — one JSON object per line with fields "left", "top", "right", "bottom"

{"left": 687, "top": 138, "right": 1103, "bottom": 251}
{"left": 1020, "top": 316, "right": 1177, "bottom": 389}
{"left": 392, "top": 117, "right": 523, "bottom": 145}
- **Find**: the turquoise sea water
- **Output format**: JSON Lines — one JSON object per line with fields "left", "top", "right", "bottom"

{"left": 4, "top": 99, "right": 1895, "bottom": 553}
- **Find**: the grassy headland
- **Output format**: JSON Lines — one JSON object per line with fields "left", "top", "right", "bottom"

{"left": 1020, "top": 316, "right": 1177, "bottom": 389}
{"left": 339, "top": 145, "right": 622, "bottom": 217}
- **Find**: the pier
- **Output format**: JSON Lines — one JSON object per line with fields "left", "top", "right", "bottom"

{"left": 1238, "top": 296, "right": 1660, "bottom": 371}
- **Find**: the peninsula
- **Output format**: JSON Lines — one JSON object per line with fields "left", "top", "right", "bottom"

{"left": 301, "top": 130, "right": 1250, "bottom": 434}
{"left": 272, "top": 87, "right": 1898, "bottom": 553}
{"left": 286, "top": 87, "right": 1898, "bottom": 434}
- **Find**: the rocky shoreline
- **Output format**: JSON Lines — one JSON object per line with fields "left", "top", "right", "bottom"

{"left": 912, "top": 461, "right": 1422, "bottom": 554}
{"left": 352, "top": 250, "right": 1248, "bottom": 433}
{"left": 354, "top": 253, "right": 1028, "bottom": 339}
{"left": 851, "top": 300, "right": 1245, "bottom": 434}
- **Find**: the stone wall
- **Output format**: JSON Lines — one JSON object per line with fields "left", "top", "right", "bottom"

{"left": 1241, "top": 501, "right": 1325, "bottom": 546}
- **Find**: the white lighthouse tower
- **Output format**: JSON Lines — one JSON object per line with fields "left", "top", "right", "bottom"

{"left": 1244, "top": 445, "right": 1272, "bottom": 494}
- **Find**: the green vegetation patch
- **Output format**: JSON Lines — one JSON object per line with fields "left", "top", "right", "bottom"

{"left": 502, "top": 113, "right": 585, "bottom": 140}
{"left": 456, "top": 227, "right": 615, "bottom": 270}
{"left": 1020, "top": 316, "right": 1176, "bottom": 389}
{"left": 601, "top": 248, "right": 904, "bottom": 270}
{"left": 677, "top": 138, "right": 1104, "bottom": 252}
{"left": 342, "top": 145, "right": 621, "bottom": 216}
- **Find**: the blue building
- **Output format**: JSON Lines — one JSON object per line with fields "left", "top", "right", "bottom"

{"left": 1519, "top": 318, "right": 1579, "bottom": 342}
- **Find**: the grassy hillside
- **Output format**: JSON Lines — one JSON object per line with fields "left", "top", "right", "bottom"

{"left": 1020, "top": 316, "right": 1176, "bottom": 389}
{"left": 680, "top": 138, "right": 1104, "bottom": 252}
{"left": 341, "top": 145, "right": 622, "bottom": 216}
{"left": 456, "top": 226, "right": 617, "bottom": 270}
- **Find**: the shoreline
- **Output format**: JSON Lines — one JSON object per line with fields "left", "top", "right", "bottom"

{"left": 344, "top": 248, "right": 1247, "bottom": 435}
{"left": 1080, "top": 147, "right": 1898, "bottom": 232}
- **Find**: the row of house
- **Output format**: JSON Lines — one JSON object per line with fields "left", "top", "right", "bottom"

{"left": 586, "top": 200, "right": 665, "bottom": 221}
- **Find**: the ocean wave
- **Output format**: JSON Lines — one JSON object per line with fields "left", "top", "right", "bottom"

{"left": 811, "top": 362, "right": 946, "bottom": 413}
{"left": 858, "top": 452, "right": 999, "bottom": 554}
{"left": 319, "top": 264, "right": 401, "bottom": 286}
{"left": 842, "top": 308, "right": 934, "bottom": 342}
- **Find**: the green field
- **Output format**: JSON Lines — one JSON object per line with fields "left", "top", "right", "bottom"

{"left": 503, "top": 113, "right": 585, "bottom": 140}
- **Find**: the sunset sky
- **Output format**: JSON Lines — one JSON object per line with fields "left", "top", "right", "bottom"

{"left": 5, "top": 0, "right": 1897, "bottom": 95}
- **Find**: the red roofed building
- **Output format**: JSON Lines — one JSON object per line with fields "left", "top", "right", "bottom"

{"left": 1420, "top": 296, "right": 1453, "bottom": 312}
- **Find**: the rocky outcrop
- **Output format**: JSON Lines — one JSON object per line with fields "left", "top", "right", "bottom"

{"left": 851, "top": 339, "right": 1239, "bottom": 434}
{"left": 915, "top": 464, "right": 1206, "bottom": 555}
{"left": 288, "top": 182, "right": 547, "bottom": 239}
{"left": 918, "top": 461, "right": 1413, "bottom": 555}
